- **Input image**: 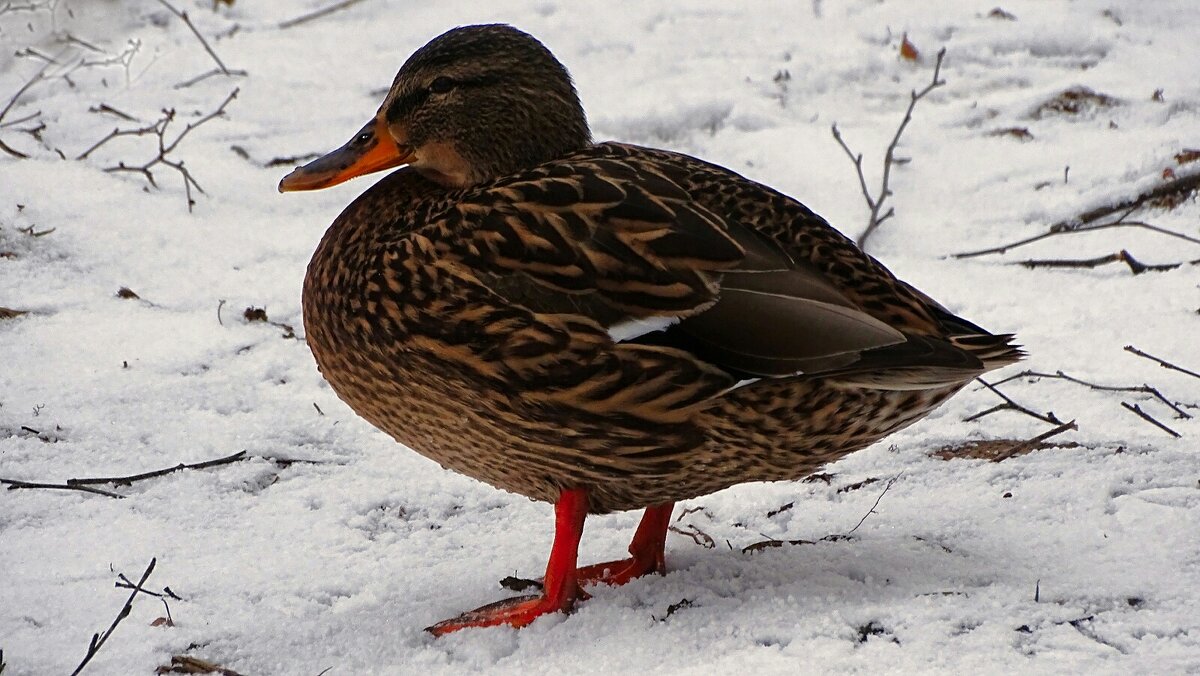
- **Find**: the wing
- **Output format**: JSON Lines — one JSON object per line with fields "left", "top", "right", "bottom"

{"left": 446, "top": 158, "right": 744, "bottom": 316}
{"left": 433, "top": 150, "right": 960, "bottom": 389}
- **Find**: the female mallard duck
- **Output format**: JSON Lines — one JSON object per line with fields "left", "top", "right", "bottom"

{"left": 280, "top": 24, "right": 1020, "bottom": 635}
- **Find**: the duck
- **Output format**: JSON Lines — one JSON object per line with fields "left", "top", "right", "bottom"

{"left": 279, "top": 24, "right": 1021, "bottom": 636}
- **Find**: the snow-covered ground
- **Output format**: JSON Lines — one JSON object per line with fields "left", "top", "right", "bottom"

{"left": 2, "top": 1, "right": 1198, "bottom": 673}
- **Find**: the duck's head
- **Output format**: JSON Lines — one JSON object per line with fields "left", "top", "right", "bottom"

{"left": 279, "top": 24, "right": 591, "bottom": 192}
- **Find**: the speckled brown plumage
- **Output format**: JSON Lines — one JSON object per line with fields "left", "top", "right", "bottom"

{"left": 283, "top": 23, "right": 1021, "bottom": 632}
{"left": 301, "top": 132, "right": 1020, "bottom": 513}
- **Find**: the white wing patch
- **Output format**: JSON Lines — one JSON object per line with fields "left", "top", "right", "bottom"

{"left": 606, "top": 315, "right": 681, "bottom": 343}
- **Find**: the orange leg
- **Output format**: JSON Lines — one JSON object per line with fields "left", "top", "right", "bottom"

{"left": 575, "top": 502, "right": 674, "bottom": 587}
{"left": 426, "top": 488, "right": 590, "bottom": 636}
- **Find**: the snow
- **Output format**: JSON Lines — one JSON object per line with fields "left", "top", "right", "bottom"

{"left": 1, "top": 1, "right": 1198, "bottom": 674}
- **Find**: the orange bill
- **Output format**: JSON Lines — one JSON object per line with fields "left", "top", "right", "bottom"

{"left": 278, "top": 116, "right": 413, "bottom": 192}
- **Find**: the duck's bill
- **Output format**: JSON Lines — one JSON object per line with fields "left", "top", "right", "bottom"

{"left": 278, "top": 117, "right": 413, "bottom": 192}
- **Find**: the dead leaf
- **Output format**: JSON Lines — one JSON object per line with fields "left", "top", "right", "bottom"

{"left": 900, "top": 34, "right": 919, "bottom": 61}
{"left": 988, "top": 127, "right": 1034, "bottom": 141}
{"left": 933, "top": 439, "right": 1079, "bottom": 461}
{"left": 1032, "top": 86, "right": 1119, "bottom": 119}
{"left": 1175, "top": 148, "right": 1200, "bottom": 165}
{"left": 0, "top": 307, "right": 29, "bottom": 319}
{"left": 988, "top": 7, "right": 1017, "bottom": 20}
{"left": 156, "top": 655, "right": 245, "bottom": 676}
{"left": 116, "top": 287, "right": 141, "bottom": 299}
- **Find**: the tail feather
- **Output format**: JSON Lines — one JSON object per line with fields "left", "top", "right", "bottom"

{"left": 949, "top": 332, "right": 1024, "bottom": 371}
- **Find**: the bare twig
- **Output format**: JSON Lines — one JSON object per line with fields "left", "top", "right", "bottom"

{"left": 1017, "top": 249, "right": 1196, "bottom": 274}
{"left": 0, "top": 138, "right": 28, "bottom": 159}
{"left": 1, "top": 450, "right": 249, "bottom": 499}
{"left": 279, "top": 0, "right": 368, "bottom": 29}
{"left": 669, "top": 523, "right": 716, "bottom": 548}
{"left": 1, "top": 479, "right": 124, "bottom": 499}
{"left": 155, "top": 0, "right": 246, "bottom": 88}
{"left": 1124, "top": 345, "right": 1200, "bottom": 380}
{"left": 67, "top": 450, "right": 247, "bottom": 486}
{"left": 744, "top": 474, "right": 900, "bottom": 554}
{"left": 990, "top": 369, "right": 1192, "bottom": 419}
{"left": 1120, "top": 402, "right": 1181, "bottom": 438}
{"left": 79, "top": 88, "right": 239, "bottom": 212}
{"left": 966, "top": 377, "right": 1063, "bottom": 425}
{"left": 845, "top": 474, "right": 900, "bottom": 535}
{"left": 831, "top": 48, "right": 946, "bottom": 251}
{"left": 955, "top": 171, "right": 1200, "bottom": 259}
{"left": 89, "top": 103, "right": 138, "bottom": 122}
{"left": 0, "top": 60, "right": 53, "bottom": 157}
{"left": 991, "top": 420, "right": 1078, "bottom": 462}
{"left": 957, "top": 218, "right": 1200, "bottom": 259}
{"left": 70, "top": 558, "right": 156, "bottom": 676}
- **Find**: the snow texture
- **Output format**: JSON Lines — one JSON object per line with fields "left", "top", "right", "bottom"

{"left": 1, "top": 1, "right": 1198, "bottom": 674}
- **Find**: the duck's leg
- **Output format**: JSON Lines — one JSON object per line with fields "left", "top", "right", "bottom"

{"left": 575, "top": 502, "right": 674, "bottom": 586}
{"left": 425, "top": 488, "right": 589, "bottom": 636}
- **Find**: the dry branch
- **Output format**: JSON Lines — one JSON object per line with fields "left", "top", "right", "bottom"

{"left": 745, "top": 474, "right": 899, "bottom": 553}
{"left": 155, "top": 0, "right": 246, "bottom": 88}
{"left": 832, "top": 47, "right": 946, "bottom": 251}
{"left": 79, "top": 88, "right": 238, "bottom": 212}
{"left": 845, "top": 474, "right": 899, "bottom": 535}
{"left": 279, "top": 0, "right": 368, "bottom": 29}
{"left": 67, "top": 450, "right": 247, "bottom": 486}
{"left": 70, "top": 558, "right": 156, "bottom": 676}
{"left": 991, "top": 420, "right": 1078, "bottom": 462}
{"left": 1124, "top": 345, "right": 1200, "bottom": 380}
{"left": 1016, "top": 249, "right": 1196, "bottom": 274}
{"left": 966, "top": 377, "right": 1063, "bottom": 425}
{"left": 1, "top": 450, "right": 249, "bottom": 499}
{"left": 0, "top": 479, "right": 124, "bottom": 498}
{"left": 1120, "top": 402, "right": 1181, "bottom": 438}
{"left": 955, "top": 171, "right": 1200, "bottom": 259}
{"left": 669, "top": 523, "right": 716, "bottom": 548}
{"left": 0, "top": 61, "right": 53, "bottom": 158}
{"left": 990, "top": 369, "right": 1192, "bottom": 419}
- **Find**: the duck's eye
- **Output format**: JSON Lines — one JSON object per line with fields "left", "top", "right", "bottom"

{"left": 428, "top": 76, "right": 456, "bottom": 94}
{"left": 354, "top": 131, "right": 372, "bottom": 144}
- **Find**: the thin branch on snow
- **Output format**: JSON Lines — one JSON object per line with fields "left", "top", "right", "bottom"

{"left": 965, "top": 378, "right": 1064, "bottom": 425}
{"left": 66, "top": 450, "right": 247, "bottom": 486}
{"left": 70, "top": 558, "right": 156, "bottom": 676}
{"left": 0, "top": 479, "right": 125, "bottom": 498}
{"left": 991, "top": 420, "right": 1078, "bottom": 463}
{"left": 989, "top": 369, "right": 1193, "bottom": 419}
{"left": 0, "top": 0, "right": 53, "bottom": 16}
{"left": 744, "top": 474, "right": 901, "bottom": 553}
{"left": 831, "top": 47, "right": 946, "bottom": 251}
{"left": 78, "top": 88, "right": 239, "bottom": 212}
{"left": 845, "top": 474, "right": 900, "bottom": 535}
{"left": 112, "top": 566, "right": 177, "bottom": 626}
{"left": 1124, "top": 345, "right": 1200, "bottom": 381}
{"left": 0, "top": 450, "right": 249, "bottom": 499}
{"left": 1016, "top": 249, "right": 1198, "bottom": 275}
{"left": 0, "top": 60, "right": 54, "bottom": 158}
{"left": 954, "top": 171, "right": 1200, "bottom": 259}
{"left": 669, "top": 523, "right": 716, "bottom": 549}
{"left": 1120, "top": 402, "right": 1181, "bottom": 438}
{"left": 88, "top": 103, "right": 139, "bottom": 122}
{"left": 278, "top": 0, "right": 368, "bottom": 29}
{"left": 154, "top": 0, "right": 246, "bottom": 89}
